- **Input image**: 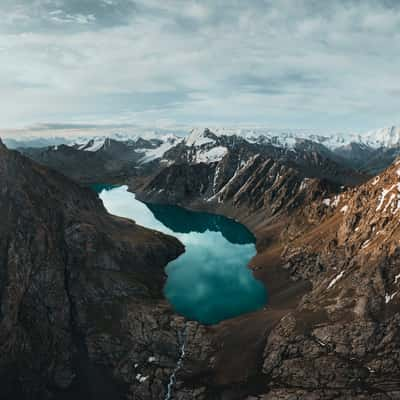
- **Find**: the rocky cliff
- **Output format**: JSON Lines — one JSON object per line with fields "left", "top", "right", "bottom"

{"left": 257, "top": 159, "right": 400, "bottom": 399}
{"left": 0, "top": 140, "right": 218, "bottom": 400}
{"left": 134, "top": 152, "right": 339, "bottom": 245}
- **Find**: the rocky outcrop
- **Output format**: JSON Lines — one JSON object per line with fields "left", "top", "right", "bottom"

{"left": 0, "top": 142, "right": 219, "bottom": 400}
{"left": 258, "top": 159, "right": 400, "bottom": 399}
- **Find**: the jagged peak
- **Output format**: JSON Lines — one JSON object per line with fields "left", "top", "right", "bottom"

{"left": 185, "top": 128, "right": 217, "bottom": 147}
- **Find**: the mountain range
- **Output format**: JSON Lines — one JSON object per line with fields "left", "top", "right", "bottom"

{"left": 15, "top": 126, "right": 400, "bottom": 183}
{"left": 2, "top": 125, "right": 400, "bottom": 399}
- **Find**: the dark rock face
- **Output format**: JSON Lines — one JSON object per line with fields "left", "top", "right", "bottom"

{"left": 135, "top": 153, "right": 339, "bottom": 228}
{"left": 20, "top": 138, "right": 162, "bottom": 184}
{"left": 261, "top": 161, "right": 400, "bottom": 399}
{"left": 334, "top": 142, "right": 400, "bottom": 175}
{"left": 0, "top": 144, "right": 220, "bottom": 400}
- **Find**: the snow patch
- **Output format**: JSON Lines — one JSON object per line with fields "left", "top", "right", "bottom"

{"left": 327, "top": 270, "right": 345, "bottom": 289}
{"left": 139, "top": 137, "right": 182, "bottom": 163}
{"left": 84, "top": 138, "right": 106, "bottom": 152}
{"left": 136, "top": 374, "right": 148, "bottom": 383}
{"left": 362, "top": 239, "right": 371, "bottom": 249}
{"left": 322, "top": 198, "right": 331, "bottom": 207}
{"left": 376, "top": 185, "right": 397, "bottom": 211}
{"left": 332, "top": 195, "right": 341, "bottom": 207}
{"left": 185, "top": 129, "right": 215, "bottom": 146}
{"left": 385, "top": 292, "right": 397, "bottom": 304}
{"left": 372, "top": 176, "right": 380, "bottom": 186}
{"left": 299, "top": 178, "right": 311, "bottom": 191}
{"left": 383, "top": 193, "right": 396, "bottom": 212}
{"left": 195, "top": 146, "right": 227, "bottom": 163}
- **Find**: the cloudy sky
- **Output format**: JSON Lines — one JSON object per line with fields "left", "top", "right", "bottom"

{"left": 1, "top": 0, "right": 400, "bottom": 133}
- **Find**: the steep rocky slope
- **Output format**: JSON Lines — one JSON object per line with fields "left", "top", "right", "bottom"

{"left": 158, "top": 129, "right": 365, "bottom": 186}
{"left": 134, "top": 152, "right": 339, "bottom": 243}
{"left": 0, "top": 140, "right": 219, "bottom": 400}
{"left": 256, "top": 159, "right": 400, "bottom": 399}
{"left": 19, "top": 136, "right": 178, "bottom": 183}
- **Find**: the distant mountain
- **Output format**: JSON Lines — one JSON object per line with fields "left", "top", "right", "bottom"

{"left": 21, "top": 128, "right": 366, "bottom": 187}
{"left": 361, "top": 125, "right": 400, "bottom": 148}
{"left": 3, "top": 136, "right": 70, "bottom": 149}
{"left": 7, "top": 124, "right": 400, "bottom": 150}
{"left": 19, "top": 136, "right": 182, "bottom": 183}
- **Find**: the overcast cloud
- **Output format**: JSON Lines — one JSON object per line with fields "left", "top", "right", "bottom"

{"left": 1, "top": 0, "right": 400, "bottom": 132}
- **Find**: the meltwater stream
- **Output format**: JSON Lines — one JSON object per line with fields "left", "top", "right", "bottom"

{"left": 96, "top": 185, "right": 267, "bottom": 325}
{"left": 164, "top": 325, "right": 188, "bottom": 400}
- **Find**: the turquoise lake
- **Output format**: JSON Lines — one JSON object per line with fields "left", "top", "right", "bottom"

{"left": 96, "top": 185, "right": 267, "bottom": 325}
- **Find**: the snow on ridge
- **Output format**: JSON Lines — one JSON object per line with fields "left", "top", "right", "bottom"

{"left": 376, "top": 184, "right": 397, "bottom": 211}
{"left": 327, "top": 270, "right": 345, "bottom": 289}
{"left": 138, "top": 136, "right": 183, "bottom": 164}
{"left": 385, "top": 291, "right": 398, "bottom": 304}
{"left": 362, "top": 126, "right": 400, "bottom": 148}
{"left": 85, "top": 138, "right": 107, "bottom": 152}
{"left": 195, "top": 146, "right": 228, "bottom": 163}
{"left": 48, "top": 125, "right": 400, "bottom": 156}
{"left": 70, "top": 131, "right": 182, "bottom": 150}
{"left": 185, "top": 128, "right": 215, "bottom": 147}
{"left": 183, "top": 127, "right": 356, "bottom": 151}
{"left": 17, "top": 124, "right": 400, "bottom": 153}
{"left": 188, "top": 125, "right": 400, "bottom": 150}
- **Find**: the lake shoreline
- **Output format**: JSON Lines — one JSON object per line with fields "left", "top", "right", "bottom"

{"left": 131, "top": 184, "right": 311, "bottom": 387}
{"left": 97, "top": 185, "right": 268, "bottom": 325}
{"left": 132, "top": 185, "right": 310, "bottom": 310}
{"left": 92, "top": 181, "right": 309, "bottom": 390}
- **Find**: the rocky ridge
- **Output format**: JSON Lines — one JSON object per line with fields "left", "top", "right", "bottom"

{"left": 135, "top": 152, "right": 339, "bottom": 232}
{"left": 21, "top": 128, "right": 367, "bottom": 187}
{"left": 258, "top": 158, "right": 400, "bottom": 399}
{"left": 0, "top": 140, "right": 219, "bottom": 400}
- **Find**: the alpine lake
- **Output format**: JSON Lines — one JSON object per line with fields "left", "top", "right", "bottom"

{"left": 93, "top": 184, "right": 267, "bottom": 325}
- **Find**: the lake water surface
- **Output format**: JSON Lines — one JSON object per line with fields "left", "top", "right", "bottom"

{"left": 97, "top": 185, "right": 267, "bottom": 324}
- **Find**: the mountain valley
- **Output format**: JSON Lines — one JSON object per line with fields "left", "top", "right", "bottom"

{"left": 2, "top": 126, "right": 400, "bottom": 399}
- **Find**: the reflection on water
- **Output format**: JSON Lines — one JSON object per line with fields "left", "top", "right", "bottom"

{"left": 97, "top": 185, "right": 267, "bottom": 324}
{"left": 145, "top": 203, "right": 255, "bottom": 245}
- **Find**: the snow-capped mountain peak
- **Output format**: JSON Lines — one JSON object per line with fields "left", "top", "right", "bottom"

{"left": 361, "top": 126, "right": 400, "bottom": 148}
{"left": 185, "top": 128, "right": 216, "bottom": 147}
